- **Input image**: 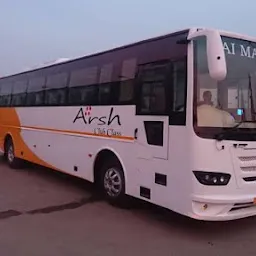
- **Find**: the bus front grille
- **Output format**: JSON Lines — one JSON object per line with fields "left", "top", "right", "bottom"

{"left": 239, "top": 156, "right": 256, "bottom": 172}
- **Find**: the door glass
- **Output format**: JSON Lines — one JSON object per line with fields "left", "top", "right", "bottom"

{"left": 144, "top": 120, "right": 164, "bottom": 146}
{"left": 137, "top": 61, "right": 169, "bottom": 115}
{"left": 169, "top": 59, "right": 187, "bottom": 125}
{"left": 136, "top": 61, "right": 170, "bottom": 146}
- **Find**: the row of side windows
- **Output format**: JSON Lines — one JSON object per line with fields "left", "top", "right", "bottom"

{"left": 0, "top": 60, "right": 136, "bottom": 107}
{"left": 0, "top": 59, "right": 187, "bottom": 121}
{"left": 0, "top": 82, "right": 134, "bottom": 107}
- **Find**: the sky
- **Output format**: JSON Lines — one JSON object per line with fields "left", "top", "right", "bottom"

{"left": 0, "top": 0, "right": 255, "bottom": 76}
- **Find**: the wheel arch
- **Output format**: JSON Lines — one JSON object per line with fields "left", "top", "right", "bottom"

{"left": 93, "top": 147, "right": 127, "bottom": 187}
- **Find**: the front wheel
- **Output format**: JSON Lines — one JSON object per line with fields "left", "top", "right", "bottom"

{"left": 100, "top": 158, "right": 126, "bottom": 206}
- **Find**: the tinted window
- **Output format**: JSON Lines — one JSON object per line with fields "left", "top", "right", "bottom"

{"left": 118, "top": 59, "right": 137, "bottom": 104}
{"left": 137, "top": 61, "right": 169, "bottom": 115}
{"left": 45, "top": 72, "right": 68, "bottom": 105}
{"left": 26, "top": 76, "right": 45, "bottom": 106}
{"left": 69, "top": 67, "right": 98, "bottom": 105}
{"left": 98, "top": 63, "right": 113, "bottom": 105}
{"left": 99, "top": 63, "right": 113, "bottom": 84}
{"left": 99, "top": 84, "right": 111, "bottom": 105}
{"left": 69, "top": 67, "right": 98, "bottom": 87}
{"left": 144, "top": 121, "right": 164, "bottom": 146}
{"left": 11, "top": 80, "right": 27, "bottom": 106}
{"left": 69, "top": 85, "right": 98, "bottom": 105}
{"left": 169, "top": 59, "right": 187, "bottom": 125}
{"left": 172, "top": 61, "right": 187, "bottom": 112}
{"left": 0, "top": 82, "right": 12, "bottom": 107}
{"left": 118, "top": 80, "right": 134, "bottom": 103}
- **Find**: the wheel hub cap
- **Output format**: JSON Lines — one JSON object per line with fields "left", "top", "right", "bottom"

{"left": 104, "top": 168, "right": 122, "bottom": 197}
{"left": 8, "top": 146, "right": 14, "bottom": 162}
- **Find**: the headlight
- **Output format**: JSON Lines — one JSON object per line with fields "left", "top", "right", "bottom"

{"left": 193, "top": 171, "right": 231, "bottom": 186}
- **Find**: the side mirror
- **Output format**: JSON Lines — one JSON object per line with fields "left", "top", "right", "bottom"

{"left": 188, "top": 28, "right": 227, "bottom": 81}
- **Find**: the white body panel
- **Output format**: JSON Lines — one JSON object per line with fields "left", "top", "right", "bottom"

{"left": 11, "top": 104, "right": 256, "bottom": 221}
{"left": 12, "top": 106, "right": 191, "bottom": 216}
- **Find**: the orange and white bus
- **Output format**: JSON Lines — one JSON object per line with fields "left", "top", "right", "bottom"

{"left": 1, "top": 27, "right": 256, "bottom": 221}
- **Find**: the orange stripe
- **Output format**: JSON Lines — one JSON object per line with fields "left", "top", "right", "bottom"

{"left": 0, "top": 124, "right": 134, "bottom": 141}
{"left": 0, "top": 108, "right": 63, "bottom": 171}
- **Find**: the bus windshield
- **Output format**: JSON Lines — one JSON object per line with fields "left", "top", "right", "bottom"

{"left": 194, "top": 35, "right": 256, "bottom": 140}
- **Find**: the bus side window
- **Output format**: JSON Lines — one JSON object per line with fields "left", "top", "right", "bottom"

{"left": 0, "top": 82, "right": 12, "bottom": 107}
{"left": 98, "top": 63, "right": 113, "bottom": 105}
{"left": 118, "top": 80, "right": 134, "bottom": 104}
{"left": 169, "top": 59, "right": 187, "bottom": 125}
{"left": 136, "top": 61, "right": 169, "bottom": 115}
{"left": 118, "top": 58, "right": 137, "bottom": 104}
{"left": 68, "top": 67, "right": 99, "bottom": 105}
{"left": 26, "top": 76, "right": 45, "bottom": 106}
{"left": 98, "top": 84, "right": 112, "bottom": 105}
{"left": 172, "top": 60, "right": 187, "bottom": 112}
{"left": 11, "top": 80, "right": 28, "bottom": 107}
{"left": 45, "top": 72, "right": 68, "bottom": 106}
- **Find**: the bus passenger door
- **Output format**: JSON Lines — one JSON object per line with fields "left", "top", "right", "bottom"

{"left": 134, "top": 61, "right": 171, "bottom": 160}
{"left": 135, "top": 116, "right": 169, "bottom": 160}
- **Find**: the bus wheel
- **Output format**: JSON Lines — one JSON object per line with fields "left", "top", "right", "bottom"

{"left": 100, "top": 158, "right": 126, "bottom": 206}
{"left": 5, "top": 138, "right": 22, "bottom": 169}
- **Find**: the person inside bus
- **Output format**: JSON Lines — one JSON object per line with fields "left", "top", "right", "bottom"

{"left": 198, "top": 90, "right": 214, "bottom": 106}
{"left": 197, "top": 90, "right": 235, "bottom": 128}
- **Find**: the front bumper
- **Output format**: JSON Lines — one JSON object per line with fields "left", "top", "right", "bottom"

{"left": 191, "top": 195, "right": 256, "bottom": 221}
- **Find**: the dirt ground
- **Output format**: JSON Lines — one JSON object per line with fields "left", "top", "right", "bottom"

{"left": 0, "top": 157, "right": 256, "bottom": 256}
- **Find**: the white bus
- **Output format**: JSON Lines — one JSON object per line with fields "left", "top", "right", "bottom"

{"left": 1, "top": 27, "right": 256, "bottom": 221}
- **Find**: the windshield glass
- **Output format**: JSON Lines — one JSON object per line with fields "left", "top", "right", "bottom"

{"left": 194, "top": 35, "right": 256, "bottom": 140}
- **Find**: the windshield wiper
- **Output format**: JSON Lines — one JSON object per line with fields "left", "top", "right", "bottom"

{"left": 233, "top": 120, "right": 256, "bottom": 129}
{"left": 214, "top": 120, "right": 256, "bottom": 141}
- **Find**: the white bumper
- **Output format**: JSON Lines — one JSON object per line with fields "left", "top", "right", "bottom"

{"left": 191, "top": 194, "right": 256, "bottom": 221}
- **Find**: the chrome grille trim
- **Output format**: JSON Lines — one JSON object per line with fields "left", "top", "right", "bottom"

{"left": 238, "top": 156, "right": 256, "bottom": 172}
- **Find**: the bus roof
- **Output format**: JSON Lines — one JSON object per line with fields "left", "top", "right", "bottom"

{"left": 0, "top": 28, "right": 190, "bottom": 80}
{"left": 4, "top": 26, "right": 254, "bottom": 81}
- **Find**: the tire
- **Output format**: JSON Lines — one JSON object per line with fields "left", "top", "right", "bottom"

{"left": 5, "top": 139, "right": 22, "bottom": 169}
{"left": 100, "top": 157, "right": 127, "bottom": 207}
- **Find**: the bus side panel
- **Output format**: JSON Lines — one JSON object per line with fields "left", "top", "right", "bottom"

{"left": 12, "top": 106, "right": 135, "bottom": 180}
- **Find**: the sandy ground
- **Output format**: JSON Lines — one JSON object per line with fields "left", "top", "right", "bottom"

{"left": 0, "top": 158, "right": 256, "bottom": 256}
